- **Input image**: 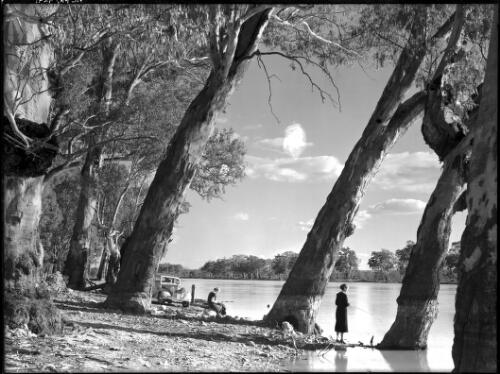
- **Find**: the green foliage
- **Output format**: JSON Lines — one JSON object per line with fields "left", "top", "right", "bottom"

{"left": 395, "top": 240, "right": 415, "bottom": 275}
{"left": 442, "top": 242, "right": 460, "bottom": 280}
{"left": 334, "top": 247, "right": 360, "bottom": 277}
{"left": 368, "top": 249, "right": 397, "bottom": 273}
{"left": 271, "top": 251, "right": 298, "bottom": 277}
{"left": 191, "top": 128, "right": 246, "bottom": 201}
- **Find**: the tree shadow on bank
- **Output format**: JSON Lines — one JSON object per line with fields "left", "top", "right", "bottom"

{"left": 74, "top": 319, "right": 297, "bottom": 349}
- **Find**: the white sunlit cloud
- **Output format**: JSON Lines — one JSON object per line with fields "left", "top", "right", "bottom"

{"left": 234, "top": 212, "right": 249, "bottom": 221}
{"left": 283, "top": 123, "right": 311, "bottom": 158}
{"left": 254, "top": 123, "right": 313, "bottom": 157}
{"left": 246, "top": 155, "right": 344, "bottom": 183}
{"left": 354, "top": 198, "right": 427, "bottom": 229}
{"left": 353, "top": 209, "right": 372, "bottom": 229}
{"left": 372, "top": 151, "right": 441, "bottom": 193}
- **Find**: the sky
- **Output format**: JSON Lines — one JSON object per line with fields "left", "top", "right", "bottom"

{"left": 166, "top": 53, "right": 467, "bottom": 270}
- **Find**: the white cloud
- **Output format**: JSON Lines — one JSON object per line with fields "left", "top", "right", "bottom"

{"left": 234, "top": 212, "right": 249, "bottom": 221}
{"left": 353, "top": 210, "right": 372, "bottom": 229}
{"left": 372, "top": 151, "right": 441, "bottom": 193}
{"left": 246, "top": 155, "right": 344, "bottom": 183}
{"left": 298, "top": 218, "right": 314, "bottom": 231}
{"left": 283, "top": 123, "right": 311, "bottom": 158}
{"left": 253, "top": 123, "right": 313, "bottom": 157}
{"left": 256, "top": 137, "right": 285, "bottom": 152}
{"left": 353, "top": 198, "right": 427, "bottom": 229}
{"left": 370, "top": 198, "right": 427, "bottom": 214}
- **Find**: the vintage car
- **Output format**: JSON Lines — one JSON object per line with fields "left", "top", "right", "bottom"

{"left": 153, "top": 274, "right": 190, "bottom": 307}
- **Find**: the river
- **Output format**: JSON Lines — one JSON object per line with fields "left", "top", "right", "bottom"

{"left": 184, "top": 278, "right": 456, "bottom": 372}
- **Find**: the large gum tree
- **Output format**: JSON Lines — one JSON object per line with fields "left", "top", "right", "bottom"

{"left": 3, "top": 4, "right": 63, "bottom": 333}
{"left": 104, "top": 5, "right": 275, "bottom": 312}
{"left": 452, "top": 6, "right": 497, "bottom": 371}
{"left": 265, "top": 5, "right": 459, "bottom": 333}
{"left": 379, "top": 4, "right": 493, "bottom": 349}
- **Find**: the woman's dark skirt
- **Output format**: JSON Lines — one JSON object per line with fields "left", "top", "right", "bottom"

{"left": 335, "top": 307, "right": 348, "bottom": 333}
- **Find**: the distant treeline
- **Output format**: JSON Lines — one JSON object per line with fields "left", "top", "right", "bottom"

{"left": 158, "top": 242, "right": 459, "bottom": 284}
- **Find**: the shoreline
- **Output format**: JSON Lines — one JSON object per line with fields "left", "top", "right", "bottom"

{"left": 3, "top": 289, "right": 333, "bottom": 372}
{"left": 177, "top": 277, "right": 459, "bottom": 285}
{"left": 4, "top": 288, "right": 455, "bottom": 372}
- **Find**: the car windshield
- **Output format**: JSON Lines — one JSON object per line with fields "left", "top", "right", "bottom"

{"left": 161, "top": 276, "right": 179, "bottom": 284}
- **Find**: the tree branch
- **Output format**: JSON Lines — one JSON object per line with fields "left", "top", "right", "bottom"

{"left": 256, "top": 55, "right": 281, "bottom": 123}
{"left": 250, "top": 50, "right": 340, "bottom": 109}
{"left": 431, "top": 5, "right": 465, "bottom": 82}
{"left": 3, "top": 98, "right": 32, "bottom": 148}
{"left": 44, "top": 159, "right": 82, "bottom": 184}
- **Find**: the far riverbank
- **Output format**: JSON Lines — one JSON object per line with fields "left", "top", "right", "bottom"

{"left": 176, "top": 270, "right": 457, "bottom": 284}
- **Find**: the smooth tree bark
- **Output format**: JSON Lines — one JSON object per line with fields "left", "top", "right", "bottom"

{"left": 3, "top": 4, "right": 57, "bottom": 291}
{"left": 452, "top": 8, "right": 497, "bottom": 372}
{"left": 105, "top": 6, "right": 274, "bottom": 313}
{"left": 3, "top": 4, "right": 64, "bottom": 334}
{"left": 379, "top": 6, "right": 472, "bottom": 349}
{"left": 265, "top": 7, "right": 452, "bottom": 333}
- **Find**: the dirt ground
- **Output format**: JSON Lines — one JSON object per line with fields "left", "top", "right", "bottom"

{"left": 4, "top": 289, "right": 339, "bottom": 372}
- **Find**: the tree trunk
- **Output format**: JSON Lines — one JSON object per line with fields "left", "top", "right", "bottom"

{"left": 4, "top": 177, "right": 45, "bottom": 292}
{"left": 63, "top": 140, "right": 99, "bottom": 289}
{"left": 97, "top": 244, "right": 109, "bottom": 280}
{"left": 265, "top": 9, "right": 430, "bottom": 333}
{"left": 379, "top": 6, "right": 492, "bottom": 349}
{"left": 3, "top": 4, "right": 63, "bottom": 335}
{"left": 104, "top": 234, "right": 121, "bottom": 291}
{"left": 378, "top": 147, "right": 467, "bottom": 349}
{"left": 63, "top": 40, "right": 118, "bottom": 290}
{"left": 105, "top": 8, "right": 273, "bottom": 313}
{"left": 452, "top": 9, "right": 497, "bottom": 372}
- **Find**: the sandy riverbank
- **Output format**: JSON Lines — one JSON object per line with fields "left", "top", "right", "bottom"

{"left": 5, "top": 289, "right": 342, "bottom": 372}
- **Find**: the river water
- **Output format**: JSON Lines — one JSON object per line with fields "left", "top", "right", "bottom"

{"left": 185, "top": 278, "right": 456, "bottom": 371}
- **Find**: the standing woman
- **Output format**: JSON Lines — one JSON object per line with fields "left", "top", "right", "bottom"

{"left": 335, "top": 283, "right": 350, "bottom": 343}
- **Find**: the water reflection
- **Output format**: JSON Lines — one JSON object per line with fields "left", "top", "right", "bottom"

{"left": 334, "top": 349, "right": 348, "bottom": 371}
{"left": 186, "top": 279, "right": 456, "bottom": 371}
{"left": 379, "top": 350, "right": 431, "bottom": 372}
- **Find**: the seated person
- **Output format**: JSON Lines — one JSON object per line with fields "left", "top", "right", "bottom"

{"left": 207, "top": 287, "right": 226, "bottom": 317}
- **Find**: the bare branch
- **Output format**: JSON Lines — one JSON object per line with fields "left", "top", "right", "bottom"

{"left": 300, "top": 20, "right": 361, "bottom": 57}
{"left": 256, "top": 55, "right": 281, "bottom": 123}
{"left": 249, "top": 50, "right": 341, "bottom": 110}
{"left": 4, "top": 99, "right": 32, "bottom": 148}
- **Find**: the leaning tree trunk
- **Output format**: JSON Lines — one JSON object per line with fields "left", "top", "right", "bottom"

{"left": 3, "top": 4, "right": 63, "bottom": 335}
{"left": 452, "top": 9, "right": 497, "bottom": 372}
{"left": 265, "top": 9, "right": 433, "bottom": 333}
{"left": 63, "top": 39, "right": 118, "bottom": 290}
{"left": 105, "top": 8, "right": 273, "bottom": 313}
{"left": 378, "top": 6, "right": 479, "bottom": 348}
{"left": 378, "top": 144, "right": 468, "bottom": 349}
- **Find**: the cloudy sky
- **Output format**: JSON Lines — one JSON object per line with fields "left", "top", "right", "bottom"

{"left": 166, "top": 53, "right": 466, "bottom": 270}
